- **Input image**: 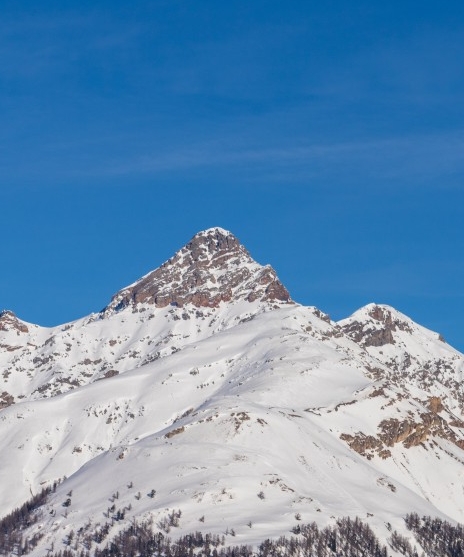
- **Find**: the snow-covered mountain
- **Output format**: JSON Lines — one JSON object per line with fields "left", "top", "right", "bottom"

{"left": 1, "top": 227, "right": 463, "bottom": 556}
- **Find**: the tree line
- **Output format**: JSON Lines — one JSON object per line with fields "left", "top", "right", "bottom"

{"left": 1, "top": 485, "right": 464, "bottom": 557}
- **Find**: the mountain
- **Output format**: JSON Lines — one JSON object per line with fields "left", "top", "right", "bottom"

{"left": 0, "top": 227, "right": 463, "bottom": 557}
{"left": 339, "top": 303, "right": 464, "bottom": 412}
{"left": 0, "top": 228, "right": 290, "bottom": 404}
{"left": 103, "top": 226, "right": 290, "bottom": 313}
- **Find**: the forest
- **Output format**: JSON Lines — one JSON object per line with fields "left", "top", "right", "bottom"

{"left": 1, "top": 486, "right": 463, "bottom": 557}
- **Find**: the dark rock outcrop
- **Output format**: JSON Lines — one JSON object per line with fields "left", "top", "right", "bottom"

{"left": 0, "top": 391, "right": 14, "bottom": 409}
{"left": 342, "top": 408, "right": 464, "bottom": 459}
{"left": 340, "top": 305, "right": 412, "bottom": 348}
{"left": 103, "top": 228, "right": 291, "bottom": 313}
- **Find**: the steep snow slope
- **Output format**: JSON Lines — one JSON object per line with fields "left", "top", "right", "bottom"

{"left": 1, "top": 228, "right": 464, "bottom": 556}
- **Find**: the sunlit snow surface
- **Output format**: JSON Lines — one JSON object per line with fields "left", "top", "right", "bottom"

{"left": 1, "top": 300, "right": 464, "bottom": 555}
{"left": 1, "top": 229, "right": 464, "bottom": 555}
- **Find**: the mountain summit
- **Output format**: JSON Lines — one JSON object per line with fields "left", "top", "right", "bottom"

{"left": 1, "top": 227, "right": 464, "bottom": 557}
{"left": 0, "top": 310, "right": 29, "bottom": 334}
{"left": 104, "top": 227, "right": 291, "bottom": 313}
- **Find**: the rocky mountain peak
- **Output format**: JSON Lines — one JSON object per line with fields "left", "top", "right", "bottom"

{"left": 103, "top": 227, "right": 291, "bottom": 313}
{"left": 179, "top": 227, "right": 250, "bottom": 267}
{"left": 0, "top": 310, "right": 29, "bottom": 334}
{"left": 339, "top": 304, "right": 413, "bottom": 347}
{"left": 367, "top": 304, "right": 395, "bottom": 324}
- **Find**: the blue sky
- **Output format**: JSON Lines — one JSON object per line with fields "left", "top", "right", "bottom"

{"left": 1, "top": 1, "right": 463, "bottom": 350}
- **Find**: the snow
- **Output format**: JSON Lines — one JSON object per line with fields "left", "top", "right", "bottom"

{"left": 198, "top": 226, "right": 233, "bottom": 236}
{"left": 0, "top": 238, "right": 463, "bottom": 555}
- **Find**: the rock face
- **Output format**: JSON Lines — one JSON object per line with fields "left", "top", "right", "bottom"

{"left": 428, "top": 396, "right": 444, "bottom": 414}
{"left": 338, "top": 303, "right": 464, "bottom": 411}
{"left": 341, "top": 409, "right": 464, "bottom": 459}
{"left": 0, "top": 391, "right": 14, "bottom": 409}
{"left": 340, "top": 304, "right": 412, "bottom": 347}
{"left": 103, "top": 227, "right": 291, "bottom": 313}
{"left": 0, "top": 310, "right": 29, "bottom": 334}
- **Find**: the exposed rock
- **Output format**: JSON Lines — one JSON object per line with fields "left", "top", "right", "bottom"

{"left": 369, "top": 386, "right": 386, "bottom": 398}
{"left": 0, "top": 391, "right": 14, "bottom": 409}
{"left": 367, "top": 306, "right": 413, "bottom": 333}
{"left": 378, "top": 413, "right": 458, "bottom": 449}
{"left": 340, "top": 433, "right": 391, "bottom": 460}
{"left": 0, "top": 310, "right": 29, "bottom": 334}
{"left": 341, "top": 320, "right": 394, "bottom": 347}
{"left": 0, "top": 344, "right": 21, "bottom": 352}
{"left": 312, "top": 308, "right": 331, "bottom": 323}
{"left": 428, "top": 396, "right": 444, "bottom": 414}
{"left": 340, "top": 305, "right": 413, "bottom": 348}
{"left": 376, "top": 477, "right": 397, "bottom": 492}
{"left": 364, "top": 366, "right": 385, "bottom": 380}
{"left": 365, "top": 328, "right": 394, "bottom": 347}
{"left": 103, "top": 228, "right": 291, "bottom": 313}
{"left": 165, "top": 426, "right": 185, "bottom": 439}
{"left": 403, "top": 412, "right": 463, "bottom": 449}
{"left": 378, "top": 418, "right": 417, "bottom": 447}
{"left": 342, "top": 407, "right": 464, "bottom": 459}
{"left": 232, "top": 411, "right": 251, "bottom": 431}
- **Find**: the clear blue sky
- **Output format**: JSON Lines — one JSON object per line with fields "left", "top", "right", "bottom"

{"left": 1, "top": 1, "right": 463, "bottom": 350}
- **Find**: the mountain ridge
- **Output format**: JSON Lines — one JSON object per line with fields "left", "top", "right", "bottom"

{"left": 102, "top": 227, "right": 291, "bottom": 315}
{"left": 0, "top": 227, "right": 463, "bottom": 556}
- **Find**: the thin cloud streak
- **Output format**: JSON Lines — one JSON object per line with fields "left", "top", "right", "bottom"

{"left": 2, "top": 125, "right": 463, "bottom": 190}
{"left": 89, "top": 131, "right": 464, "bottom": 187}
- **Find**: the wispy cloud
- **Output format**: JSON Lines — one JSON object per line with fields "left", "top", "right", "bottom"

{"left": 83, "top": 129, "right": 464, "bottom": 189}
{"left": 2, "top": 4, "right": 463, "bottom": 193}
{"left": 2, "top": 112, "right": 463, "bottom": 190}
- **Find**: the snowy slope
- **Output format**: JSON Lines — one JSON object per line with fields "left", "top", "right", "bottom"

{"left": 0, "top": 228, "right": 290, "bottom": 403}
{"left": 339, "top": 303, "right": 464, "bottom": 412}
{"left": 1, "top": 228, "right": 464, "bottom": 556}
